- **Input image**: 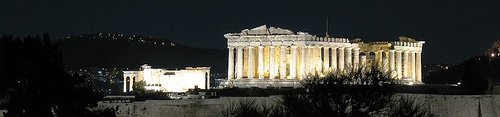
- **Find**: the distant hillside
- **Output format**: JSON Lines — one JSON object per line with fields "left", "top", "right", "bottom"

{"left": 426, "top": 55, "right": 500, "bottom": 84}
{"left": 56, "top": 33, "right": 227, "bottom": 73}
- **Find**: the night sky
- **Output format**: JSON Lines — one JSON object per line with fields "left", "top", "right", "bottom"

{"left": 1, "top": 0, "right": 499, "bottom": 65}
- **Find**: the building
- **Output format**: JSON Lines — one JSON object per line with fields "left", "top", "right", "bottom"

{"left": 123, "top": 64, "right": 210, "bottom": 92}
{"left": 224, "top": 25, "right": 424, "bottom": 88}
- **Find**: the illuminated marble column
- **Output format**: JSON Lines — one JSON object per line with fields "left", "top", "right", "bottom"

{"left": 228, "top": 47, "right": 235, "bottom": 79}
{"left": 396, "top": 51, "right": 402, "bottom": 79}
{"left": 129, "top": 78, "right": 134, "bottom": 92}
{"left": 290, "top": 46, "right": 297, "bottom": 79}
{"left": 316, "top": 46, "right": 322, "bottom": 72}
{"left": 323, "top": 47, "right": 330, "bottom": 72}
{"left": 123, "top": 77, "right": 127, "bottom": 92}
{"left": 279, "top": 46, "right": 286, "bottom": 79}
{"left": 410, "top": 51, "right": 416, "bottom": 82}
{"left": 345, "top": 47, "right": 352, "bottom": 70}
{"left": 236, "top": 47, "right": 243, "bottom": 79}
{"left": 338, "top": 47, "right": 345, "bottom": 72}
{"left": 376, "top": 50, "right": 383, "bottom": 68}
{"left": 353, "top": 48, "right": 360, "bottom": 70}
{"left": 258, "top": 46, "right": 264, "bottom": 79}
{"left": 416, "top": 52, "right": 422, "bottom": 83}
{"left": 300, "top": 46, "right": 306, "bottom": 79}
{"left": 331, "top": 47, "right": 337, "bottom": 71}
{"left": 310, "top": 46, "right": 315, "bottom": 72}
{"left": 305, "top": 46, "right": 311, "bottom": 74}
{"left": 403, "top": 51, "right": 409, "bottom": 78}
{"left": 247, "top": 46, "right": 255, "bottom": 79}
{"left": 389, "top": 50, "right": 395, "bottom": 77}
{"left": 269, "top": 46, "right": 276, "bottom": 79}
{"left": 383, "top": 51, "right": 389, "bottom": 72}
{"left": 360, "top": 54, "right": 367, "bottom": 67}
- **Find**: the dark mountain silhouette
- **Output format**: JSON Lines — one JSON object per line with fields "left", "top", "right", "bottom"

{"left": 56, "top": 33, "right": 227, "bottom": 73}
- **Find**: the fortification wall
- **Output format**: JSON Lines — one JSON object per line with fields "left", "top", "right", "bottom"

{"left": 94, "top": 94, "right": 500, "bottom": 117}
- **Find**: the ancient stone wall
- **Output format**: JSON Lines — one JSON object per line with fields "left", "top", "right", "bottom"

{"left": 94, "top": 94, "right": 500, "bottom": 117}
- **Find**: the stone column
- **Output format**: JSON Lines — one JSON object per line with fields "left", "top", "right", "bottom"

{"left": 228, "top": 47, "right": 235, "bottom": 79}
{"left": 269, "top": 46, "right": 276, "bottom": 79}
{"left": 129, "top": 77, "right": 134, "bottom": 92}
{"left": 305, "top": 46, "right": 312, "bottom": 74}
{"left": 123, "top": 76, "right": 127, "bottom": 92}
{"left": 331, "top": 47, "right": 337, "bottom": 71}
{"left": 389, "top": 50, "right": 395, "bottom": 77}
{"left": 316, "top": 46, "right": 322, "bottom": 72}
{"left": 323, "top": 47, "right": 330, "bottom": 72}
{"left": 353, "top": 48, "right": 360, "bottom": 70}
{"left": 338, "top": 47, "right": 345, "bottom": 72}
{"left": 403, "top": 51, "right": 409, "bottom": 78}
{"left": 258, "top": 46, "right": 264, "bottom": 79}
{"left": 345, "top": 47, "right": 352, "bottom": 70}
{"left": 279, "top": 46, "right": 287, "bottom": 79}
{"left": 310, "top": 46, "right": 315, "bottom": 72}
{"left": 360, "top": 54, "right": 367, "bottom": 67}
{"left": 376, "top": 50, "right": 383, "bottom": 68}
{"left": 410, "top": 51, "right": 416, "bottom": 82}
{"left": 383, "top": 51, "right": 389, "bottom": 72}
{"left": 290, "top": 46, "right": 298, "bottom": 79}
{"left": 247, "top": 46, "right": 255, "bottom": 79}
{"left": 396, "top": 51, "right": 402, "bottom": 79}
{"left": 416, "top": 52, "right": 422, "bottom": 83}
{"left": 236, "top": 47, "right": 243, "bottom": 79}
{"left": 300, "top": 46, "right": 306, "bottom": 79}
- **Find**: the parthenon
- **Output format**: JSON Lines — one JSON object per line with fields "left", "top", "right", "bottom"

{"left": 224, "top": 25, "right": 424, "bottom": 88}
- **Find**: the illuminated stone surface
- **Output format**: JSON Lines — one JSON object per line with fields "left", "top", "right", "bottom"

{"left": 123, "top": 64, "right": 210, "bottom": 92}
{"left": 224, "top": 25, "right": 425, "bottom": 88}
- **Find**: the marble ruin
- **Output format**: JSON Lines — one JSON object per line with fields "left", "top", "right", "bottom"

{"left": 224, "top": 25, "right": 424, "bottom": 88}
{"left": 123, "top": 64, "right": 210, "bottom": 92}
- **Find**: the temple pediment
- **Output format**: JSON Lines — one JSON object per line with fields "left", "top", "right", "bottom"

{"left": 241, "top": 25, "right": 294, "bottom": 35}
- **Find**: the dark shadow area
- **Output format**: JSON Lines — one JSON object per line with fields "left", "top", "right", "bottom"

{"left": 0, "top": 34, "right": 115, "bottom": 116}
{"left": 425, "top": 55, "right": 496, "bottom": 94}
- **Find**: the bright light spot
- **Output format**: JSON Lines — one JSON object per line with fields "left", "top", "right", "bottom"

{"left": 445, "top": 67, "right": 449, "bottom": 69}
{"left": 457, "top": 82, "right": 461, "bottom": 85}
{"left": 492, "top": 53, "right": 495, "bottom": 57}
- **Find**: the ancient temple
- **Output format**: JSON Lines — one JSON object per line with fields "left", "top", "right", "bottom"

{"left": 224, "top": 25, "right": 424, "bottom": 88}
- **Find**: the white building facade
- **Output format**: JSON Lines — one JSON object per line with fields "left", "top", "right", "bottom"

{"left": 224, "top": 25, "right": 424, "bottom": 88}
{"left": 123, "top": 64, "right": 210, "bottom": 92}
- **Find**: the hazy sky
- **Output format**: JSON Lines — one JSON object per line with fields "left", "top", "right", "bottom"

{"left": 1, "top": 0, "right": 499, "bottom": 64}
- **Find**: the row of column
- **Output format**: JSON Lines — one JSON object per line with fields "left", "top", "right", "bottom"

{"left": 389, "top": 50, "right": 422, "bottom": 82}
{"left": 227, "top": 46, "right": 422, "bottom": 82}
{"left": 228, "top": 46, "right": 363, "bottom": 80}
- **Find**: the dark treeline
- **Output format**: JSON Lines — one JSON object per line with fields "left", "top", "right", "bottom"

{"left": 224, "top": 67, "right": 434, "bottom": 117}
{"left": 425, "top": 55, "right": 497, "bottom": 94}
{"left": 0, "top": 34, "right": 114, "bottom": 116}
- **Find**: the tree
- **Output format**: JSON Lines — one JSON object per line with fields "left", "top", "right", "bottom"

{"left": 224, "top": 66, "right": 404, "bottom": 117}
{"left": 457, "top": 56, "right": 489, "bottom": 94}
{"left": 132, "top": 80, "right": 146, "bottom": 93}
{"left": 385, "top": 96, "right": 434, "bottom": 117}
{"left": 279, "top": 66, "right": 396, "bottom": 117}
{"left": 0, "top": 34, "right": 113, "bottom": 116}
